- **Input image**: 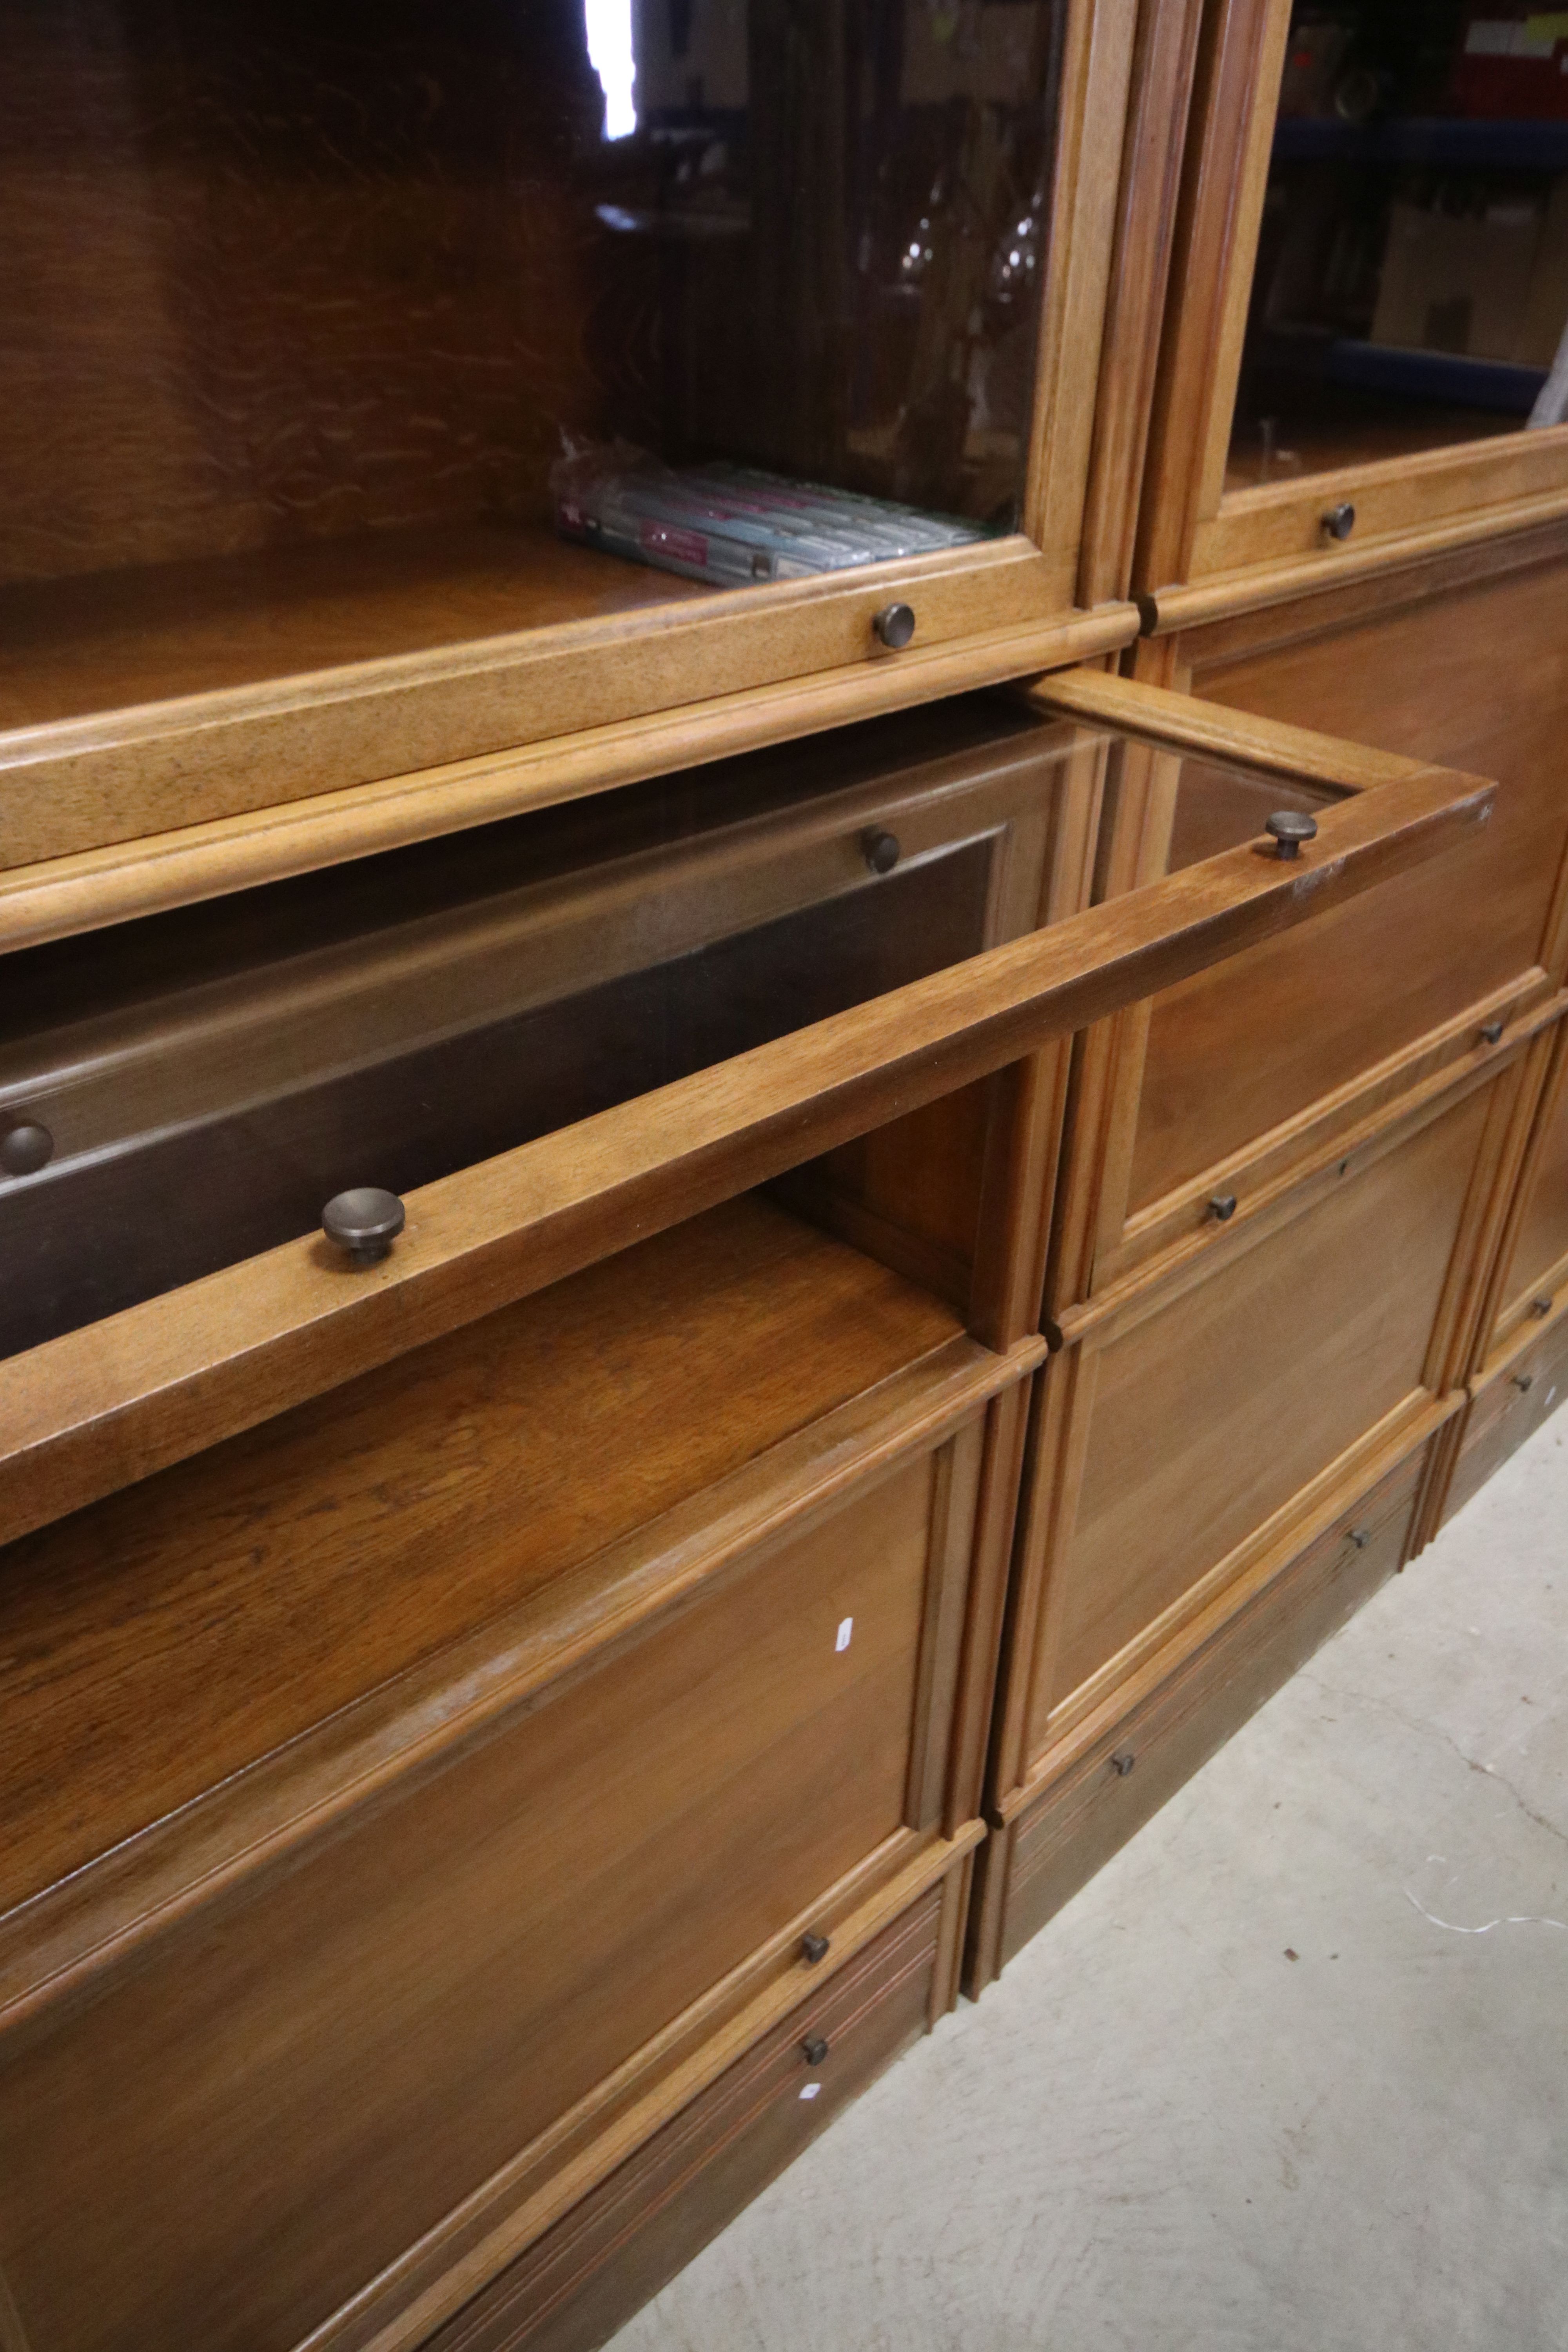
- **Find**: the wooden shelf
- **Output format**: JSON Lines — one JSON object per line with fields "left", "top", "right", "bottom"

{"left": 0, "top": 518, "right": 713, "bottom": 733}
{"left": 0, "top": 1194, "right": 966, "bottom": 1928}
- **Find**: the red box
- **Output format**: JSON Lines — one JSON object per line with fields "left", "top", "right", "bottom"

{"left": 1450, "top": 11, "right": 1568, "bottom": 119}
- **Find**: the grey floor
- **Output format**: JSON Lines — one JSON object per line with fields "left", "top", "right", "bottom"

{"left": 609, "top": 1408, "right": 1568, "bottom": 2352}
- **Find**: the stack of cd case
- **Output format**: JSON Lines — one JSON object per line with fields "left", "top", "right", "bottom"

{"left": 554, "top": 457, "right": 989, "bottom": 587}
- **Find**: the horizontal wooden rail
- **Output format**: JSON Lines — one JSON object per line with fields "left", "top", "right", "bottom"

{"left": 1027, "top": 665, "right": 1437, "bottom": 792}
{"left": 0, "top": 756, "right": 1493, "bottom": 1551}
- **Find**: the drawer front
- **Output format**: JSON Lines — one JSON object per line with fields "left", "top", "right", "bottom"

{"left": 1447, "top": 1310, "right": 1568, "bottom": 1527}
{"left": 1036, "top": 1083, "right": 1488, "bottom": 1734}
{"left": 1499, "top": 1045, "right": 1568, "bottom": 1328}
{"left": 0, "top": 1454, "right": 946, "bottom": 2352}
{"left": 427, "top": 1883, "right": 947, "bottom": 2352}
{"left": 995, "top": 1451, "right": 1424, "bottom": 1976}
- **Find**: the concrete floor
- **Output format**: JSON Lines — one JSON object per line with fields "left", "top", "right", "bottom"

{"left": 609, "top": 1408, "right": 1568, "bottom": 2352}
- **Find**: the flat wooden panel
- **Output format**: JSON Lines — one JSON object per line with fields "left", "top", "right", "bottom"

{"left": 0, "top": 1441, "right": 946, "bottom": 2352}
{"left": 1501, "top": 1049, "right": 1568, "bottom": 1322}
{"left": 426, "top": 1887, "right": 945, "bottom": 2352}
{"left": 1122, "top": 562, "right": 1568, "bottom": 1207}
{"left": 1446, "top": 1311, "right": 1568, "bottom": 1527}
{"left": 1038, "top": 1083, "right": 1490, "bottom": 1724}
{"left": 987, "top": 1447, "right": 1423, "bottom": 1978}
{"left": 0, "top": 1195, "right": 960, "bottom": 1918}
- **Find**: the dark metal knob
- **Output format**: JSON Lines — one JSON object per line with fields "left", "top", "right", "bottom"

{"left": 1347, "top": 1526, "right": 1372, "bottom": 1550}
{"left": 1322, "top": 502, "right": 1356, "bottom": 541}
{"left": 1513, "top": 1372, "right": 1535, "bottom": 1393}
{"left": 1265, "top": 811, "right": 1318, "bottom": 860}
{"left": 1531, "top": 1297, "right": 1553, "bottom": 1319}
{"left": 801, "top": 2036, "right": 829, "bottom": 2067}
{"left": 800, "top": 1932, "right": 831, "bottom": 1965}
{"left": 1109, "top": 1750, "right": 1136, "bottom": 1778}
{"left": 1209, "top": 1193, "right": 1238, "bottom": 1223}
{"left": 872, "top": 601, "right": 916, "bottom": 650}
{"left": 0, "top": 1120, "right": 54, "bottom": 1176}
{"left": 862, "top": 829, "right": 901, "bottom": 876}
{"left": 1479, "top": 1019, "right": 1505, "bottom": 1046}
{"left": 322, "top": 1187, "right": 405, "bottom": 1265}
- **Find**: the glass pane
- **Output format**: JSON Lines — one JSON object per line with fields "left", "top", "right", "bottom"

{"left": 0, "top": 0, "right": 1065, "bottom": 726}
{"left": 0, "top": 693, "right": 1096, "bottom": 1359}
{"left": 1228, "top": 1, "right": 1568, "bottom": 489}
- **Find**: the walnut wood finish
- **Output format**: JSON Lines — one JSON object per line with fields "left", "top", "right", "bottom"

{"left": 1443, "top": 1295, "right": 1568, "bottom": 1530}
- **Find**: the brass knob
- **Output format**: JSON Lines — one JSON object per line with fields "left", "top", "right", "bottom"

{"left": 323, "top": 1187, "right": 405, "bottom": 1265}
{"left": 800, "top": 1933, "right": 831, "bottom": 1965}
{"left": 862, "top": 829, "right": 901, "bottom": 875}
{"left": 1209, "top": 1193, "right": 1238, "bottom": 1223}
{"left": 0, "top": 1120, "right": 54, "bottom": 1176}
{"left": 1322, "top": 502, "right": 1356, "bottom": 541}
{"left": 801, "top": 2035, "right": 829, "bottom": 2067}
{"left": 1109, "top": 1750, "right": 1136, "bottom": 1778}
{"left": 872, "top": 601, "right": 916, "bottom": 650}
{"left": 1265, "top": 811, "right": 1318, "bottom": 860}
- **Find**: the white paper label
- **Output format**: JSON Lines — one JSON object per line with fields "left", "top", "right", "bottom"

{"left": 835, "top": 1617, "right": 853, "bottom": 1652}
{"left": 799, "top": 2082, "right": 822, "bottom": 2100}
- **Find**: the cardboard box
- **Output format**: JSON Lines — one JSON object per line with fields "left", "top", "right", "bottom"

{"left": 1371, "top": 197, "right": 1543, "bottom": 360}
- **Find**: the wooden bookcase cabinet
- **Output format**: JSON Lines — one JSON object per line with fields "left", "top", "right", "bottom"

{"left": 0, "top": 682, "right": 1490, "bottom": 2351}
{"left": 1134, "top": 0, "right": 1568, "bottom": 622}
{"left": 0, "top": 0, "right": 1185, "bottom": 903}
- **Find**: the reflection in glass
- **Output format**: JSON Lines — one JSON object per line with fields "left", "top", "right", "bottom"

{"left": 1230, "top": 1, "right": 1568, "bottom": 488}
{"left": 0, "top": 0, "right": 1065, "bottom": 720}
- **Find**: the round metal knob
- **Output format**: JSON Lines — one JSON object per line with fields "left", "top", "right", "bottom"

{"left": 1531, "top": 1297, "right": 1553, "bottom": 1319}
{"left": 322, "top": 1187, "right": 405, "bottom": 1265}
{"left": 0, "top": 1120, "right": 54, "bottom": 1176}
{"left": 1513, "top": 1372, "right": 1535, "bottom": 1393}
{"left": 1109, "top": 1750, "right": 1136, "bottom": 1778}
{"left": 1479, "top": 1019, "right": 1505, "bottom": 1046}
{"left": 1209, "top": 1193, "right": 1238, "bottom": 1223}
{"left": 1265, "top": 810, "right": 1318, "bottom": 860}
{"left": 872, "top": 601, "right": 916, "bottom": 650}
{"left": 1347, "top": 1526, "right": 1372, "bottom": 1551}
{"left": 800, "top": 1932, "right": 831, "bottom": 1965}
{"left": 801, "top": 2035, "right": 830, "bottom": 2067}
{"left": 862, "top": 828, "right": 901, "bottom": 876}
{"left": 1322, "top": 502, "right": 1356, "bottom": 542}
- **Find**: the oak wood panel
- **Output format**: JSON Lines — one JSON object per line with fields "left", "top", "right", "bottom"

{"left": 0, "top": 1194, "right": 959, "bottom": 1921}
{"left": 423, "top": 1887, "right": 947, "bottom": 2352}
{"left": 1029, "top": 1082, "right": 1491, "bottom": 1736}
{"left": 0, "top": 1437, "right": 956, "bottom": 2352}
{"left": 0, "top": 601, "right": 1138, "bottom": 947}
{"left": 1444, "top": 1305, "right": 1568, "bottom": 1528}
{"left": 972, "top": 1443, "right": 1426, "bottom": 1986}
{"left": 0, "top": 753, "right": 1494, "bottom": 1553}
{"left": 1498, "top": 1033, "right": 1568, "bottom": 1332}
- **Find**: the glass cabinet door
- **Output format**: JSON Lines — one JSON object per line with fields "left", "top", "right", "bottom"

{"left": 1230, "top": 1, "right": 1568, "bottom": 489}
{"left": 0, "top": 0, "right": 1087, "bottom": 737}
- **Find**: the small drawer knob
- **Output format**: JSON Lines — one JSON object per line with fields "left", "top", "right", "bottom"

{"left": 1531, "top": 1296, "right": 1553, "bottom": 1319}
{"left": 862, "top": 829, "right": 902, "bottom": 876}
{"left": 801, "top": 2035, "right": 830, "bottom": 2067}
{"left": 1209, "top": 1193, "right": 1238, "bottom": 1223}
{"left": 1109, "top": 1749, "right": 1136, "bottom": 1778}
{"left": 1265, "top": 811, "right": 1318, "bottom": 860}
{"left": 1322, "top": 502, "right": 1356, "bottom": 541}
{"left": 0, "top": 1120, "right": 54, "bottom": 1177}
{"left": 323, "top": 1187, "right": 405, "bottom": 1265}
{"left": 1347, "top": 1526, "right": 1372, "bottom": 1550}
{"left": 872, "top": 601, "right": 916, "bottom": 650}
{"left": 1513, "top": 1372, "right": 1535, "bottom": 1393}
{"left": 1479, "top": 1019, "right": 1505, "bottom": 1046}
{"left": 800, "top": 1932, "right": 831, "bottom": 1965}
